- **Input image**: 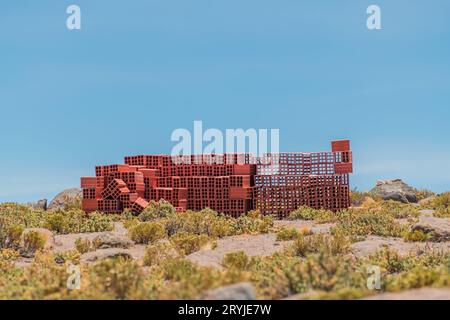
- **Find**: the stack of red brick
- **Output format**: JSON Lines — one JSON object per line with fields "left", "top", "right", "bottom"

{"left": 253, "top": 140, "right": 352, "bottom": 218}
{"left": 81, "top": 140, "right": 352, "bottom": 218}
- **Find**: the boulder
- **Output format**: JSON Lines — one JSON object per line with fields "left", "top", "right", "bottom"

{"left": 202, "top": 282, "right": 256, "bottom": 300}
{"left": 48, "top": 188, "right": 82, "bottom": 210}
{"left": 27, "top": 199, "right": 47, "bottom": 210}
{"left": 370, "top": 179, "right": 417, "bottom": 203}
{"left": 411, "top": 216, "right": 450, "bottom": 242}
{"left": 80, "top": 248, "right": 133, "bottom": 263}
{"left": 92, "top": 232, "right": 134, "bottom": 249}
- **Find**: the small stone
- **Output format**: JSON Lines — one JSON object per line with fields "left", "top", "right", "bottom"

{"left": 80, "top": 248, "right": 133, "bottom": 263}
{"left": 92, "top": 232, "right": 134, "bottom": 249}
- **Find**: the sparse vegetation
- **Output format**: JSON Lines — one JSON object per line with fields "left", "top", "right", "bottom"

{"left": 75, "top": 238, "right": 93, "bottom": 254}
{"left": 170, "top": 232, "right": 216, "bottom": 255}
{"left": 434, "top": 207, "right": 450, "bottom": 218}
{"left": 0, "top": 197, "right": 449, "bottom": 300}
{"left": 288, "top": 206, "right": 335, "bottom": 223}
{"left": 331, "top": 208, "right": 407, "bottom": 241}
{"left": 423, "top": 192, "right": 450, "bottom": 210}
{"left": 221, "top": 251, "right": 252, "bottom": 270}
{"left": 290, "top": 233, "right": 350, "bottom": 257}
{"left": 414, "top": 189, "right": 435, "bottom": 201}
{"left": 350, "top": 189, "right": 375, "bottom": 206}
{"left": 128, "top": 221, "right": 166, "bottom": 244}
{"left": 21, "top": 231, "right": 46, "bottom": 256}
{"left": 276, "top": 227, "right": 300, "bottom": 241}
{"left": 403, "top": 230, "right": 430, "bottom": 242}
{"left": 138, "top": 200, "right": 176, "bottom": 221}
{"left": 143, "top": 242, "right": 178, "bottom": 266}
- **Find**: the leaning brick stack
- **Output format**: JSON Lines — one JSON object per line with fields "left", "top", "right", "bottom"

{"left": 81, "top": 140, "right": 353, "bottom": 218}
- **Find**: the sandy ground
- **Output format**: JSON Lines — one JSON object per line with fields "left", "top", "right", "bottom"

{"left": 13, "top": 210, "right": 450, "bottom": 268}
{"left": 350, "top": 235, "right": 450, "bottom": 257}
{"left": 187, "top": 233, "right": 291, "bottom": 268}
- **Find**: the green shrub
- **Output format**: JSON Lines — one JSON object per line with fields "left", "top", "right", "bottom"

{"left": 290, "top": 233, "right": 350, "bottom": 257}
{"left": 75, "top": 238, "right": 93, "bottom": 254}
{"left": 414, "top": 189, "right": 435, "bottom": 201}
{"left": 53, "top": 250, "right": 81, "bottom": 264}
{"left": 385, "top": 266, "right": 450, "bottom": 292}
{"left": 276, "top": 228, "right": 300, "bottom": 241}
{"left": 425, "top": 192, "right": 450, "bottom": 209}
{"left": 161, "top": 258, "right": 198, "bottom": 281}
{"left": 0, "top": 248, "right": 20, "bottom": 271}
{"left": 143, "top": 242, "right": 178, "bottom": 266}
{"left": 233, "top": 213, "right": 274, "bottom": 234}
{"left": 365, "top": 248, "right": 450, "bottom": 277}
{"left": 129, "top": 222, "right": 166, "bottom": 244}
{"left": 88, "top": 256, "right": 144, "bottom": 299}
{"left": 403, "top": 230, "right": 430, "bottom": 242}
{"left": 221, "top": 251, "right": 252, "bottom": 270}
{"left": 120, "top": 209, "right": 135, "bottom": 220}
{"left": 378, "top": 201, "right": 419, "bottom": 219}
{"left": 434, "top": 207, "right": 450, "bottom": 218}
{"left": 164, "top": 208, "right": 233, "bottom": 237}
{"left": 161, "top": 208, "right": 273, "bottom": 238}
{"left": 138, "top": 200, "right": 176, "bottom": 221}
{"left": 21, "top": 231, "right": 46, "bottom": 256}
{"left": 0, "top": 223, "right": 24, "bottom": 249}
{"left": 331, "top": 209, "right": 406, "bottom": 240}
{"left": 43, "top": 209, "right": 113, "bottom": 234}
{"left": 170, "top": 232, "right": 216, "bottom": 255}
{"left": 289, "top": 206, "right": 335, "bottom": 223}
{"left": 350, "top": 189, "right": 373, "bottom": 207}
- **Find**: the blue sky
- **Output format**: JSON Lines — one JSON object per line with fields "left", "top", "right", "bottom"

{"left": 1, "top": 1, "right": 450, "bottom": 202}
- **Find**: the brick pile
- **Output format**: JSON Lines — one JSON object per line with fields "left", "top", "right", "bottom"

{"left": 81, "top": 140, "right": 353, "bottom": 218}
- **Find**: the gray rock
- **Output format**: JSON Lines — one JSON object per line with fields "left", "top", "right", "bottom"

{"left": 27, "top": 199, "right": 47, "bottom": 210}
{"left": 93, "top": 232, "right": 134, "bottom": 249}
{"left": 411, "top": 216, "right": 450, "bottom": 242}
{"left": 80, "top": 248, "right": 133, "bottom": 263}
{"left": 370, "top": 179, "right": 417, "bottom": 203}
{"left": 202, "top": 282, "right": 256, "bottom": 300}
{"left": 48, "top": 188, "right": 82, "bottom": 210}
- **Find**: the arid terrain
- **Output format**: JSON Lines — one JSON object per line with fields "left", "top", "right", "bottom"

{"left": 1, "top": 182, "right": 449, "bottom": 300}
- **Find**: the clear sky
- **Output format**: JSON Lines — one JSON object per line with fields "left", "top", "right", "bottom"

{"left": 1, "top": 1, "right": 450, "bottom": 202}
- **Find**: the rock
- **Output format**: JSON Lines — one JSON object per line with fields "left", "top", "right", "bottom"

{"left": 363, "top": 288, "right": 450, "bottom": 300}
{"left": 20, "top": 228, "right": 55, "bottom": 257}
{"left": 370, "top": 179, "right": 417, "bottom": 203}
{"left": 411, "top": 216, "right": 450, "bottom": 242}
{"left": 202, "top": 282, "right": 256, "bottom": 300}
{"left": 27, "top": 199, "right": 47, "bottom": 210}
{"left": 92, "top": 232, "right": 134, "bottom": 249}
{"left": 48, "top": 188, "right": 82, "bottom": 210}
{"left": 80, "top": 248, "right": 133, "bottom": 263}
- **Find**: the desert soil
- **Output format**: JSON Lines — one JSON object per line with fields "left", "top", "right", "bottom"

{"left": 12, "top": 210, "right": 450, "bottom": 299}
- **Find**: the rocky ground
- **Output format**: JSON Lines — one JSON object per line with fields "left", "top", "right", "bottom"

{"left": 11, "top": 208, "right": 450, "bottom": 299}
